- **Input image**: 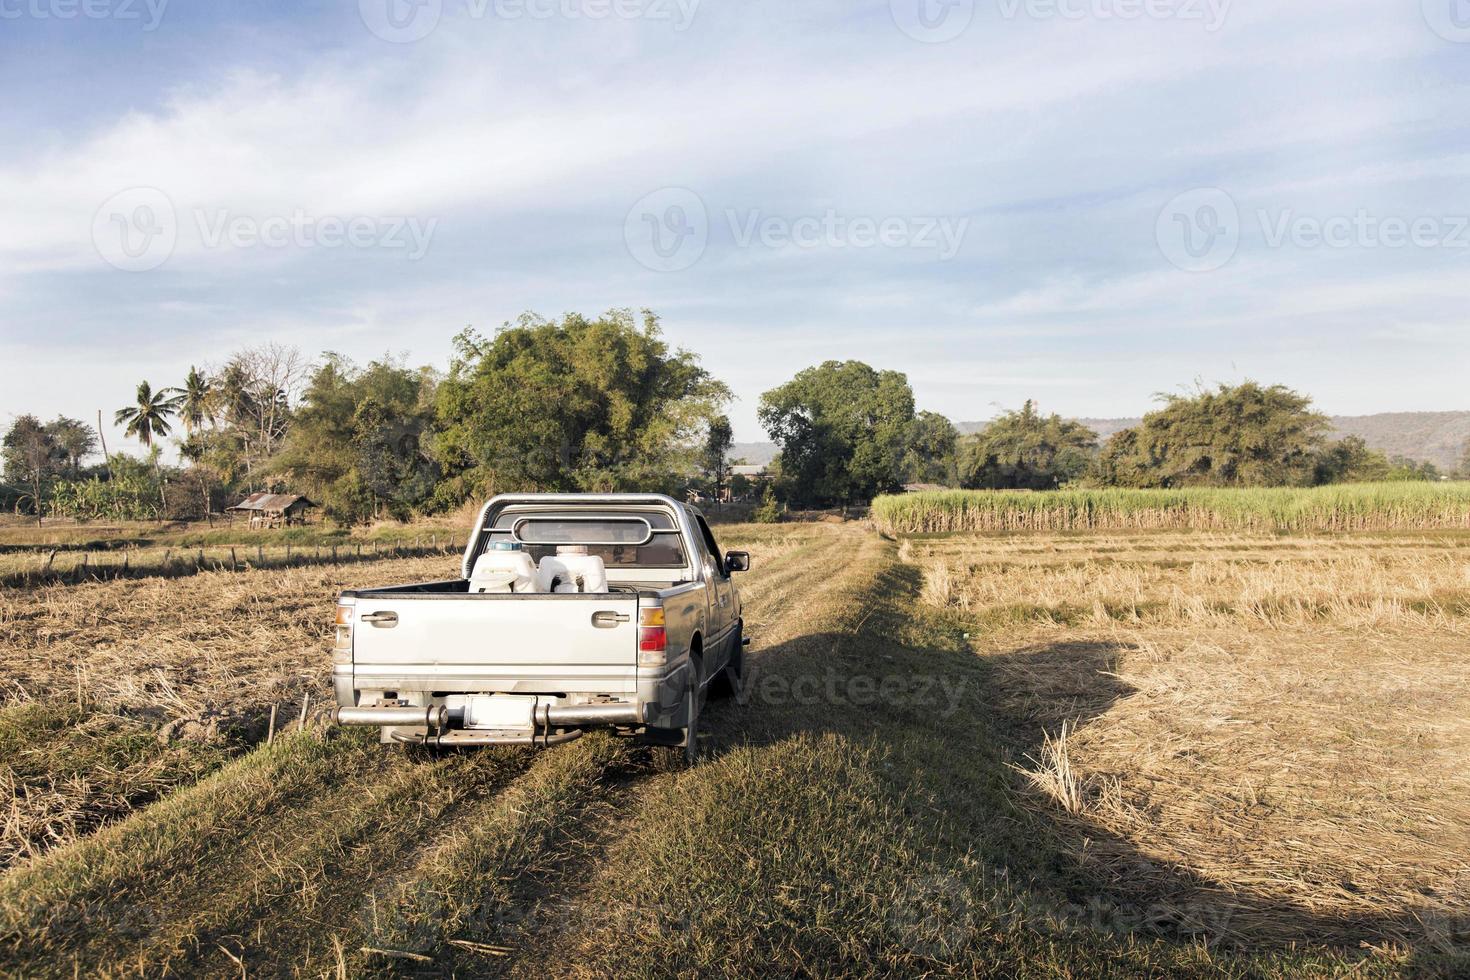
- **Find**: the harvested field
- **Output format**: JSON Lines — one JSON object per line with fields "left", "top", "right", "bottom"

{"left": 904, "top": 530, "right": 1470, "bottom": 951}
{"left": 0, "top": 520, "right": 1464, "bottom": 976}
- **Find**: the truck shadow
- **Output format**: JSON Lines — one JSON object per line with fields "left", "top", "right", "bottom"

{"left": 701, "top": 559, "right": 1467, "bottom": 970}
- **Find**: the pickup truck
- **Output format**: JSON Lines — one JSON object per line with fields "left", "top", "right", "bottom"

{"left": 331, "top": 494, "right": 750, "bottom": 760}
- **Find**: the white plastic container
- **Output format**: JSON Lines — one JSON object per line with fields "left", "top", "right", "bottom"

{"left": 536, "top": 545, "right": 608, "bottom": 594}
{"left": 470, "top": 543, "right": 539, "bottom": 594}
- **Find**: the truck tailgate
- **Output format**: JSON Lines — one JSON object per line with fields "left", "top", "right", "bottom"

{"left": 349, "top": 593, "right": 640, "bottom": 694}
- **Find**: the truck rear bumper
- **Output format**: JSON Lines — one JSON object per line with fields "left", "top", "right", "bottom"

{"left": 334, "top": 696, "right": 645, "bottom": 746}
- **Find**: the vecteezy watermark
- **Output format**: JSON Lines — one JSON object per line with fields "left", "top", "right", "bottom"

{"left": 736, "top": 667, "right": 971, "bottom": 717}
{"left": 727, "top": 209, "right": 969, "bottom": 260}
{"left": 194, "top": 209, "right": 438, "bottom": 260}
{"left": 1157, "top": 187, "right": 1470, "bottom": 272}
{"left": 1155, "top": 188, "right": 1240, "bottom": 272}
{"left": 1258, "top": 209, "right": 1470, "bottom": 251}
{"left": 890, "top": 0, "right": 975, "bottom": 43}
{"left": 92, "top": 189, "right": 439, "bottom": 271}
{"left": 997, "top": 0, "right": 1231, "bottom": 31}
{"left": 1422, "top": 0, "right": 1470, "bottom": 43}
{"left": 93, "top": 187, "right": 178, "bottom": 273}
{"left": 887, "top": 872, "right": 975, "bottom": 958}
{"left": 624, "top": 187, "right": 709, "bottom": 273}
{"left": 0, "top": 0, "right": 168, "bottom": 29}
{"left": 624, "top": 187, "right": 970, "bottom": 272}
{"left": 358, "top": 0, "right": 699, "bottom": 43}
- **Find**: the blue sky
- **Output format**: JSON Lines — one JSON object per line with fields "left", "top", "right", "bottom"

{"left": 2, "top": 0, "right": 1468, "bottom": 451}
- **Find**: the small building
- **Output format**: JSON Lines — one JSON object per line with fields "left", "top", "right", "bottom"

{"left": 227, "top": 492, "right": 317, "bottom": 529}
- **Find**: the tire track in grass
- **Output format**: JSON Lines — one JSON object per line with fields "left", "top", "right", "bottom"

{"left": 0, "top": 523, "right": 862, "bottom": 977}
{"left": 493, "top": 523, "right": 881, "bottom": 976}
{"left": 0, "top": 732, "right": 531, "bottom": 978}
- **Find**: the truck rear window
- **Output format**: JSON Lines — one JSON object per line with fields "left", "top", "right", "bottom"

{"left": 482, "top": 511, "right": 688, "bottom": 568}
{"left": 512, "top": 518, "right": 651, "bottom": 545}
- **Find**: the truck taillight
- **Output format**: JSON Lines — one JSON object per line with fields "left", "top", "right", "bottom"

{"left": 332, "top": 601, "right": 354, "bottom": 665}
{"left": 637, "top": 607, "right": 667, "bottom": 667}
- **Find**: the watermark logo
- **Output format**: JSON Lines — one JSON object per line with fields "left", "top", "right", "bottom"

{"left": 625, "top": 187, "right": 709, "bottom": 273}
{"left": 1156, "top": 187, "right": 1239, "bottom": 272}
{"left": 360, "top": 0, "right": 699, "bottom": 41}
{"left": 0, "top": 0, "right": 170, "bottom": 30}
{"left": 887, "top": 873, "right": 974, "bottom": 958}
{"left": 92, "top": 191, "right": 439, "bottom": 271}
{"left": 625, "top": 188, "right": 971, "bottom": 272}
{"left": 890, "top": 0, "right": 975, "bottom": 43}
{"left": 358, "top": 0, "right": 442, "bottom": 43}
{"left": 727, "top": 209, "right": 969, "bottom": 260}
{"left": 1422, "top": 0, "right": 1470, "bottom": 42}
{"left": 93, "top": 186, "right": 177, "bottom": 272}
{"left": 193, "top": 209, "right": 438, "bottom": 260}
{"left": 1158, "top": 186, "right": 1470, "bottom": 272}
{"left": 997, "top": 0, "right": 1230, "bottom": 31}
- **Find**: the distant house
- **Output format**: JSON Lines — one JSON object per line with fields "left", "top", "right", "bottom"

{"left": 227, "top": 492, "right": 317, "bottom": 529}
{"left": 732, "top": 464, "right": 768, "bottom": 479}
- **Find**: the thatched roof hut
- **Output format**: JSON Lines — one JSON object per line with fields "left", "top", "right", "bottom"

{"left": 226, "top": 493, "right": 317, "bottom": 528}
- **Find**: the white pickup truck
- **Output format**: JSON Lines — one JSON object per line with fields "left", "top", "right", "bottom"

{"left": 331, "top": 494, "right": 750, "bottom": 759}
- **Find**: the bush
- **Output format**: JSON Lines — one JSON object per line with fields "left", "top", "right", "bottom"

{"left": 753, "top": 485, "right": 782, "bottom": 524}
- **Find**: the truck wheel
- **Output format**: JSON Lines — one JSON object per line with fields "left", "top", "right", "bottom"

{"left": 709, "top": 624, "right": 744, "bottom": 701}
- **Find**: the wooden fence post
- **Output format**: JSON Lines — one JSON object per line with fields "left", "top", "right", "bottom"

{"left": 230, "top": 547, "right": 238, "bottom": 572}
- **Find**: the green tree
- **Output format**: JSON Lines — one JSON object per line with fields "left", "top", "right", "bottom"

{"left": 758, "top": 360, "right": 916, "bottom": 506}
{"left": 753, "top": 483, "right": 782, "bottom": 523}
{"left": 701, "top": 416, "right": 734, "bottom": 500}
{"left": 959, "top": 401, "right": 1097, "bottom": 490}
{"left": 115, "top": 381, "right": 182, "bottom": 512}
{"left": 1313, "top": 436, "right": 1392, "bottom": 484}
{"left": 271, "top": 355, "right": 439, "bottom": 523}
{"left": 901, "top": 411, "right": 959, "bottom": 486}
{"left": 1095, "top": 382, "right": 1329, "bottom": 488}
{"left": 3, "top": 415, "right": 63, "bottom": 523}
{"left": 115, "top": 381, "right": 182, "bottom": 451}
{"left": 434, "top": 311, "right": 729, "bottom": 499}
{"left": 172, "top": 366, "right": 214, "bottom": 435}
{"left": 45, "top": 417, "right": 98, "bottom": 477}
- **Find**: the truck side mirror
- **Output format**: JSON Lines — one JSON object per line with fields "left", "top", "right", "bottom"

{"left": 725, "top": 551, "right": 751, "bottom": 573}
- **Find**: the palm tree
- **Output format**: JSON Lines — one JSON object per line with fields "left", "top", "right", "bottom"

{"left": 114, "top": 381, "right": 182, "bottom": 449}
{"left": 171, "top": 366, "right": 214, "bottom": 435}
{"left": 115, "top": 381, "right": 182, "bottom": 516}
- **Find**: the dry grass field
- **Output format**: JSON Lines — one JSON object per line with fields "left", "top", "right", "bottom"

{"left": 0, "top": 518, "right": 1465, "bottom": 976}
{"left": 902, "top": 530, "right": 1470, "bottom": 952}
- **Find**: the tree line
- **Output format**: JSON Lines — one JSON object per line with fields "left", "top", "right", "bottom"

{"left": 3, "top": 310, "right": 1467, "bottom": 524}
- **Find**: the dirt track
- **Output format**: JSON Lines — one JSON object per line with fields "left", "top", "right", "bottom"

{"left": 0, "top": 523, "right": 872, "bottom": 977}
